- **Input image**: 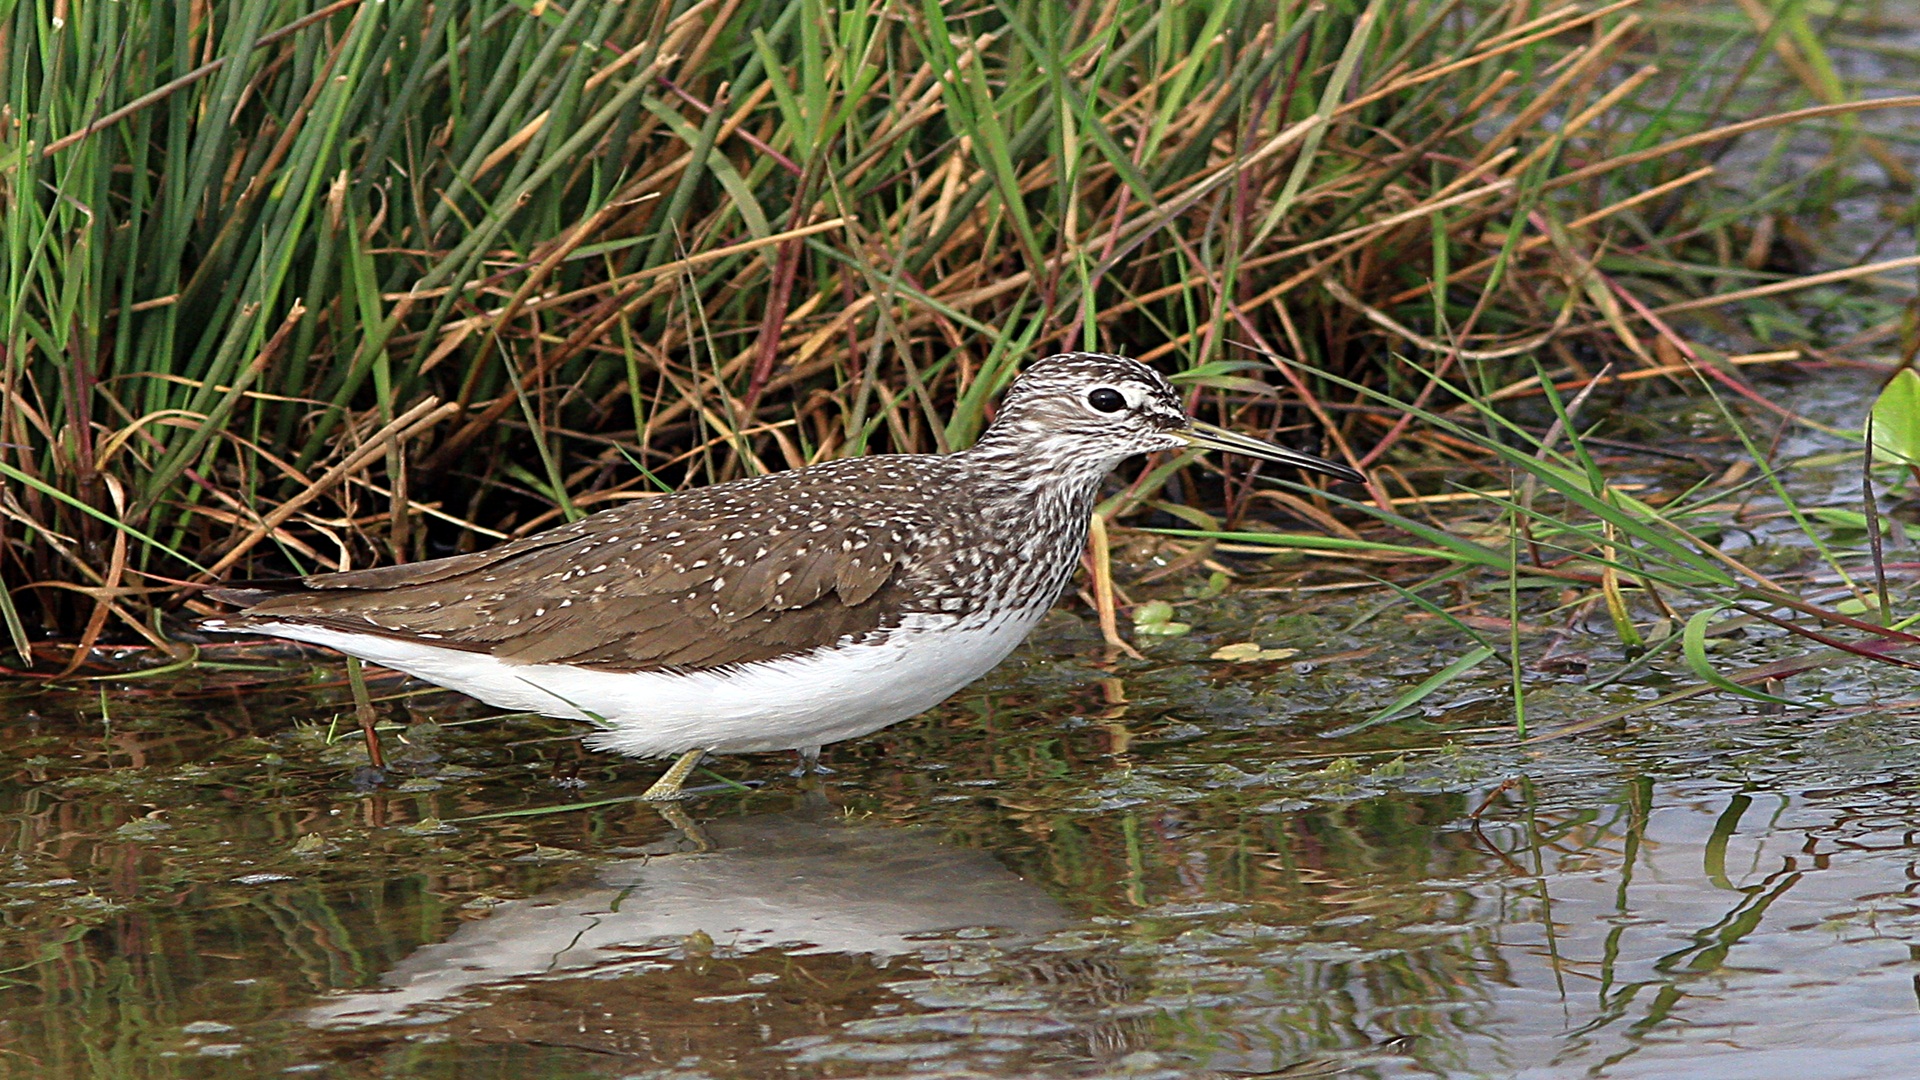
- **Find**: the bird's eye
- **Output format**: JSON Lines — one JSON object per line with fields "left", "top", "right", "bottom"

{"left": 1087, "top": 387, "right": 1126, "bottom": 413}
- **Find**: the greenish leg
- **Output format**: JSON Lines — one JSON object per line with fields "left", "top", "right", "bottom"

{"left": 641, "top": 748, "right": 708, "bottom": 801}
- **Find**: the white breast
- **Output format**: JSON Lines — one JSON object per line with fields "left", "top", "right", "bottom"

{"left": 235, "top": 609, "right": 1044, "bottom": 758}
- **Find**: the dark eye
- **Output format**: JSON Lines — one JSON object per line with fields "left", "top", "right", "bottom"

{"left": 1087, "top": 387, "right": 1126, "bottom": 413}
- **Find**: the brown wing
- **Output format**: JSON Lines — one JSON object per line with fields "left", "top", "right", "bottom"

{"left": 223, "top": 462, "right": 936, "bottom": 672}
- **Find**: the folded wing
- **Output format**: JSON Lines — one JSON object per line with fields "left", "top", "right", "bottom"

{"left": 220, "top": 477, "right": 929, "bottom": 671}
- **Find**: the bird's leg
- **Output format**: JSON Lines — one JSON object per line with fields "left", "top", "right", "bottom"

{"left": 790, "top": 745, "right": 834, "bottom": 777}
{"left": 641, "top": 748, "right": 708, "bottom": 801}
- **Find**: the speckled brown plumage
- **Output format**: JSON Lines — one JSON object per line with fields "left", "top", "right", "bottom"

{"left": 204, "top": 353, "right": 1361, "bottom": 776}
{"left": 216, "top": 454, "right": 1069, "bottom": 672}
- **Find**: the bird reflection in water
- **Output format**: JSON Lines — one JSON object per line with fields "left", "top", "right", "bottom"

{"left": 303, "top": 800, "right": 1165, "bottom": 1074}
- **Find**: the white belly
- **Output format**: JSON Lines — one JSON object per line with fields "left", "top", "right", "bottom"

{"left": 234, "top": 611, "right": 1041, "bottom": 757}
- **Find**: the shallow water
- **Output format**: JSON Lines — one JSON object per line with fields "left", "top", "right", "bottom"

{"left": 5, "top": 570, "right": 1920, "bottom": 1080}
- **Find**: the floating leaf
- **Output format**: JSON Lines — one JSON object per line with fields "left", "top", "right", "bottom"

{"left": 290, "top": 833, "right": 336, "bottom": 857}
{"left": 1132, "top": 600, "right": 1176, "bottom": 624}
{"left": 1682, "top": 608, "right": 1798, "bottom": 706}
{"left": 1186, "top": 571, "right": 1231, "bottom": 600}
{"left": 1210, "top": 642, "right": 1301, "bottom": 662}
{"left": 1871, "top": 369, "right": 1920, "bottom": 466}
{"left": 1132, "top": 600, "right": 1191, "bottom": 636}
{"left": 398, "top": 817, "right": 460, "bottom": 836}
{"left": 113, "top": 818, "right": 173, "bottom": 840}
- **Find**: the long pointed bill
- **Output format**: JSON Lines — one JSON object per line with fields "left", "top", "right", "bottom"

{"left": 1177, "top": 420, "right": 1366, "bottom": 484}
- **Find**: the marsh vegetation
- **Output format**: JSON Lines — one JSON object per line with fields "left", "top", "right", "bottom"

{"left": 5, "top": 0, "right": 1920, "bottom": 1075}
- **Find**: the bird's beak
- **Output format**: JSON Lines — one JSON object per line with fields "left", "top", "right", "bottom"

{"left": 1176, "top": 420, "right": 1366, "bottom": 483}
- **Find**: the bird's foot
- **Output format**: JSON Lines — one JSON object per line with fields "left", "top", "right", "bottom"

{"left": 789, "top": 746, "right": 835, "bottom": 777}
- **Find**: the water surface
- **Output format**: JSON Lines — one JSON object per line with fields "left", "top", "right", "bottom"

{"left": 5, "top": 573, "right": 1919, "bottom": 1078}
